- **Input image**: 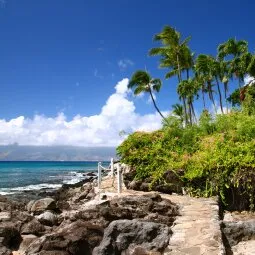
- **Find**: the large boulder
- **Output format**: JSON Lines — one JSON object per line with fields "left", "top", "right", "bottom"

{"left": 222, "top": 219, "right": 255, "bottom": 247}
{"left": 25, "top": 220, "right": 104, "bottom": 255}
{"left": 29, "top": 198, "right": 57, "bottom": 215}
{"left": 98, "top": 194, "right": 178, "bottom": 226}
{"left": 36, "top": 211, "right": 58, "bottom": 226}
{"left": 65, "top": 194, "right": 178, "bottom": 228}
{"left": 93, "top": 219, "right": 171, "bottom": 255}
{"left": 21, "top": 219, "right": 45, "bottom": 236}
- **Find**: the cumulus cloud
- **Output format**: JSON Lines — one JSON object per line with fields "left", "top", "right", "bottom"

{"left": 244, "top": 75, "right": 255, "bottom": 85}
{"left": 0, "top": 79, "right": 164, "bottom": 147}
{"left": 118, "top": 59, "right": 134, "bottom": 70}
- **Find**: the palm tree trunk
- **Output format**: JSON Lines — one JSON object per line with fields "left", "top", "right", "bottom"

{"left": 176, "top": 54, "right": 182, "bottom": 82}
{"left": 182, "top": 96, "right": 189, "bottom": 126}
{"left": 191, "top": 102, "right": 197, "bottom": 123}
{"left": 186, "top": 69, "right": 189, "bottom": 80}
{"left": 176, "top": 55, "right": 189, "bottom": 125}
{"left": 148, "top": 88, "right": 167, "bottom": 121}
{"left": 223, "top": 82, "right": 229, "bottom": 113}
{"left": 238, "top": 77, "right": 244, "bottom": 109}
{"left": 202, "top": 90, "right": 206, "bottom": 110}
{"left": 188, "top": 102, "right": 192, "bottom": 125}
{"left": 215, "top": 76, "right": 224, "bottom": 114}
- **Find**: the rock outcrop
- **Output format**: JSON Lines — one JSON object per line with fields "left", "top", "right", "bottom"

{"left": 0, "top": 175, "right": 179, "bottom": 255}
{"left": 93, "top": 219, "right": 171, "bottom": 255}
{"left": 124, "top": 169, "right": 184, "bottom": 194}
{"left": 29, "top": 198, "right": 57, "bottom": 215}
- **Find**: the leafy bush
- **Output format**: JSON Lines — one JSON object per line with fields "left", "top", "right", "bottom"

{"left": 117, "top": 110, "right": 255, "bottom": 210}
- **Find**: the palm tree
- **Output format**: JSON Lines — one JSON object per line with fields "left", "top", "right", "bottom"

{"left": 172, "top": 103, "right": 184, "bottom": 123}
{"left": 211, "top": 58, "right": 224, "bottom": 113}
{"left": 195, "top": 54, "right": 218, "bottom": 114}
{"left": 247, "top": 54, "right": 255, "bottom": 77}
{"left": 194, "top": 74, "right": 207, "bottom": 111}
{"left": 177, "top": 79, "right": 198, "bottom": 125}
{"left": 149, "top": 25, "right": 192, "bottom": 124}
{"left": 128, "top": 70, "right": 167, "bottom": 121}
{"left": 218, "top": 60, "right": 230, "bottom": 113}
{"left": 217, "top": 38, "right": 248, "bottom": 89}
{"left": 218, "top": 38, "right": 248, "bottom": 60}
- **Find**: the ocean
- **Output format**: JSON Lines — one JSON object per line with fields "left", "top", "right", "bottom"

{"left": 0, "top": 161, "right": 108, "bottom": 196}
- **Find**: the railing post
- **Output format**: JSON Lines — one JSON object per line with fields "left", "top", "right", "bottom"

{"left": 111, "top": 158, "right": 114, "bottom": 177}
{"left": 98, "top": 161, "right": 101, "bottom": 189}
{"left": 117, "top": 163, "right": 122, "bottom": 194}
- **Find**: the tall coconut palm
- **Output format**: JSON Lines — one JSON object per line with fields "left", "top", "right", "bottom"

{"left": 218, "top": 38, "right": 248, "bottom": 60}
{"left": 128, "top": 70, "right": 167, "bottom": 121}
{"left": 149, "top": 25, "right": 192, "bottom": 124}
{"left": 233, "top": 52, "right": 252, "bottom": 85}
{"left": 218, "top": 60, "right": 230, "bottom": 112}
{"left": 177, "top": 79, "right": 198, "bottom": 125}
{"left": 217, "top": 38, "right": 248, "bottom": 89}
{"left": 247, "top": 54, "right": 255, "bottom": 77}
{"left": 194, "top": 74, "right": 208, "bottom": 111}
{"left": 172, "top": 103, "right": 184, "bottom": 123}
{"left": 195, "top": 54, "right": 218, "bottom": 114}
{"left": 211, "top": 58, "right": 224, "bottom": 113}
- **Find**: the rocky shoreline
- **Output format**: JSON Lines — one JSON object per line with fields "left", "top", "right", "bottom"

{"left": 1, "top": 169, "right": 255, "bottom": 254}
{"left": 0, "top": 171, "right": 179, "bottom": 255}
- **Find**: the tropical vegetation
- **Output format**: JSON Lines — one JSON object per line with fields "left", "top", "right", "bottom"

{"left": 118, "top": 25, "right": 255, "bottom": 210}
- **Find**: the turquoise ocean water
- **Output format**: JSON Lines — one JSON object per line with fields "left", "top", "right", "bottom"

{"left": 0, "top": 161, "right": 108, "bottom": 195}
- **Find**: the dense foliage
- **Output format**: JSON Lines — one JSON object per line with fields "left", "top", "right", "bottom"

{"left": 117, "top": 109, "right": 255, "bottom": 209}
{"left": 118, "top": 25, "right": 255, "bottom": 210}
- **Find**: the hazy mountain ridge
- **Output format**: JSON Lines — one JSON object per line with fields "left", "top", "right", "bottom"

{"left": 0, "top": 145, "right": 116, "bottom": 161}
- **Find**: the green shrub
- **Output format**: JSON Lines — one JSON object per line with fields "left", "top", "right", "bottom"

{"left": 117, "top": 111, "right": 255, "bottom": 210}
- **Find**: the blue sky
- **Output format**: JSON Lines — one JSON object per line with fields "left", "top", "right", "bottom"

{"left": 0, "top": 0, "right": 254, "bottom": 146}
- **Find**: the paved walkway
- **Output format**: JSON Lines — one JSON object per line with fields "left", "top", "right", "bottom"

{"left": 98, "top": 176, "right": 225, "bottom": 254}
{"left": 162, "top": 195, "right": 224, "bottom": 255}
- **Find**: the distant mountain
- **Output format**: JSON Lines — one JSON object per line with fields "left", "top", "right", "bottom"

{"left": 0, "top": 145, "right": 116, "bottom": 161}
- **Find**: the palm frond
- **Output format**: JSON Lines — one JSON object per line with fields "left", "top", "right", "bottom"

{"left": 149, "top": 47, "right": 168, "bottom": 56}
{"left": 151, "top": 78, "right": 162, "bottom": 92}
{"left": 134, "top": 85, "right": 147, "bottom": 95}
{"left": 165, "top": 69, "right": 178, "bottom": 79}
{"left": 128, "top": 70, "right": 151, "bottom": 88}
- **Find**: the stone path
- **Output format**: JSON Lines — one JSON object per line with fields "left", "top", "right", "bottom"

{"left": 161, "top": 195, "right": 224, "bottom": 255}
{"left": 99, "top": 176, "right": 225, "bottom": 255}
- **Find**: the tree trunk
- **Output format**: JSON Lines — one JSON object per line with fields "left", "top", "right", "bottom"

{"left": 186, "top": 69, "right": 190, "bottom": 80}
{"left": 182, "top": 96, "right": 189, "bottom": 126}
{"left": 148, "top": 87, "right": 167, "bottom": 122}
{"left": 176, "top": 55, "right": 189, "bottom": 125}
{"left": 211, "top": 94, "right": 217, "bottom": 114}
{"left": 202, "top": 90, "right": 206, "bottom": 110}
{"left": 223, "top": 82, "right": 229, "bottom": 113}
{"left": 188, "top": 102, "right": 192, "bottom": 125}
{"left": 216, "top": 76, "right": 224, "bottom": 114}
{"left": 191, "top": 102, "right": 197, "bottom": 123}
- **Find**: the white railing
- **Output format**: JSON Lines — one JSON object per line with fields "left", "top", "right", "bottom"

{"left": 97, "top": 158, "right": 122, "bottom": 194}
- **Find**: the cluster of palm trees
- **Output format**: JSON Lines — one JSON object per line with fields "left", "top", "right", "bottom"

{"left": 128, "top": 25, "right": 255, "bottom": 126}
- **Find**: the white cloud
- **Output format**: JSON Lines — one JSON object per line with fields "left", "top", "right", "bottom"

{"left": 118, "top": 59, "right": 134, "bottom": 70}
{"left": 0, "top": 79, "right": 164, "bottom": 147}
{"left": 244, "top": 75, "right": 255, "bottom": 86}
